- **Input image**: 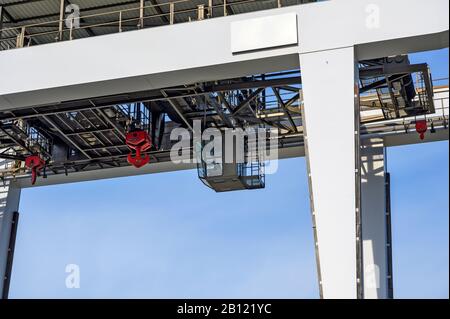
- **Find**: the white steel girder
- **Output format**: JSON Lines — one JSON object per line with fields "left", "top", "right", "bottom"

{"left": 300, "top": 47, "right": 362, "bottom": 299}
{"left": 0, "top": 181, "right": 20, "bottom": 299}
{"left": 300, "top": 50, "right": 393, "bottom": 299}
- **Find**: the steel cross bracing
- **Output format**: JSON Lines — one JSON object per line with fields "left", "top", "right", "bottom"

{"left": 0, "top": 61, "right": 443, "bottom": 182}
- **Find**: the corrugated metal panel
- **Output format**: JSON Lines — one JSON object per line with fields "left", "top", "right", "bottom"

{"left": 4, "top": 0, "right": 59, "bottom": 20}
{"left": 1, "top": 0, "right": 318, "bottom": 49}
{"left": 74, "top": 0, "right": 140, "bottom": 10}
{"left": 0, "top": 0, "right": 32, "bottom": 5}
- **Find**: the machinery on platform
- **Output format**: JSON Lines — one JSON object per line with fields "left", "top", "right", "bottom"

{"left": 360, "top": 56, "right": 435, "bottom": 119}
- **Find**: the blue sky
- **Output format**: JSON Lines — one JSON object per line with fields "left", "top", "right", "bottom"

{"left": 9, "top": 49, "right": 449, "bottom": 299}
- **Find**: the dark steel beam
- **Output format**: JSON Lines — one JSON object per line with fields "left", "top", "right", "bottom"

{"left": 0, "top": 6, "right": 16, "bottom": 23}
{"left": 1, "top": 212, "right": 19, "bottom": 300}
{"left": 161, "top": 90, "right": 193, "bottom": 131}
{"left": 0, "top": 123, "right": 33, "bottom": 154}
{"left": 359, "top": 63, "right": 429, "bottom": 78}
{"left": 360, "top": 73, "right": 412, "bottom": 94}
{"left": 0, "top": 76, "right": 302, "bottom": 122}
{"left": 2, "top": 0, "right": 47, "bottom": 8}
{"left": 88, "top": 108, "right": 125, "bottom": 147}
{"left": 232, "top": 88, "right": 264, "bottom": 115}
{"left": 56, "top": 112, "right": 105, "bottom": 158}
{"left": 273, "top": 88, "right": 298, "bottom": 133}
{"left": 82, "top": 144, "right": 128, "bottom": 152}
{"left": 205, "top": 94, "right": 234, "bottom": 128}
{"left": 0, "top": 153, "right": 25, "bottom": 161}
{"left": 204, "top": 76, "right": 301, "bottom": 92}
{"left": 76, "top": 111, "right": 113, "bottom": 156}
{"left": 385, "top": 172, "right": 394, "bottom": 299}
{"left": 285, "top": 93, "right": 300, "bottom": 108}
{"left": 42, "top": 115, "right": 92, "bottom": 159}
{"left": 386, "top": 77, "right": 401, "bottom": 118}
{"left": 96, "top": 107, "right": 127, "bottom": 139}
{"left": 149, "top": 0, "right": 170, "bottom": 24}
{"left": 226, "top": 1, "right": 235, "bottom": 16}
{"left": 0, "top": 6, "right": 4, "bottom": 40}
{"left": 218, "top": 92, "right": 234, "bottom": 113}
{"left": 64, "top": 127, "right": 116, "bottom": 136}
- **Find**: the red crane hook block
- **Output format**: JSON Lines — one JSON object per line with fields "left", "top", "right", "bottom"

{"left": 25, "top": 154, "right": 45, "bottom": 185}
{"left": 415, "top": 120, "right": 428, "bottom": 140}
{"left": 126, "top": 130, "right": 152, "bottom": 168}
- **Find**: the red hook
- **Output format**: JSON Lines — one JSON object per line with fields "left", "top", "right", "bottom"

{"left": 126, "top": 130, "right": 152, "bottom": 168}
{"left": 25, "top": 154, "right": 45, "bottom": 185}
{"left": 415, "top": 120, "right": 428, "bottom": 140}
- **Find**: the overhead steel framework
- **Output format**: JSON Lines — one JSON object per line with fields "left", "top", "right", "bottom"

{"left": 0, "top": 0, "right": 449, "bottom": 300}
{"left": 0, "top": 61, "right": 441, "bottom": 184}
{"left": 0, "top": 71, "right": 306, "bottom": 182}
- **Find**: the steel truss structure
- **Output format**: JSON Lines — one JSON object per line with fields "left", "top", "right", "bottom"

{"left": 0, "top": 71, "right": 303, "bottom": 180}
{"left": 0, "top": 61, "right": 440, "bottom": 184}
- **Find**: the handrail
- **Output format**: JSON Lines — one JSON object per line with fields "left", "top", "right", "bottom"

{"left": 433, "top": 77, "right": 450, "bottom": 86}
{"left": 0, "top": 0, "right": 290, "bottom": 50}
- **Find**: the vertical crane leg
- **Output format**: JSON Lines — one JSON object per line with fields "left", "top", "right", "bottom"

{"left": 361, "top": 139, "right": 392, "bottom": 299}
{"left": 0, "top": 181, "right": 21, "bottom": 299}
{"left": 300, "top": 47, "right": 362, "bottom": 299}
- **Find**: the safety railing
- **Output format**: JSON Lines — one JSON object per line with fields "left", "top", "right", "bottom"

{"left": 431, "top": 78, "right": 449, "bottom": 119}
{"left": 0, "top": 0, "right": 312, "bottom": 51}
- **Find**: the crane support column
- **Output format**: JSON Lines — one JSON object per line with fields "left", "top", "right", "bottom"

{"left": 0, "top": 180, "right": 21, "bottom": 299}
{"left": 361, "top": 139, "right": 392, "bottom": 299}
{"left": 300, "top": 46, "right": 362, "bottom": 299}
